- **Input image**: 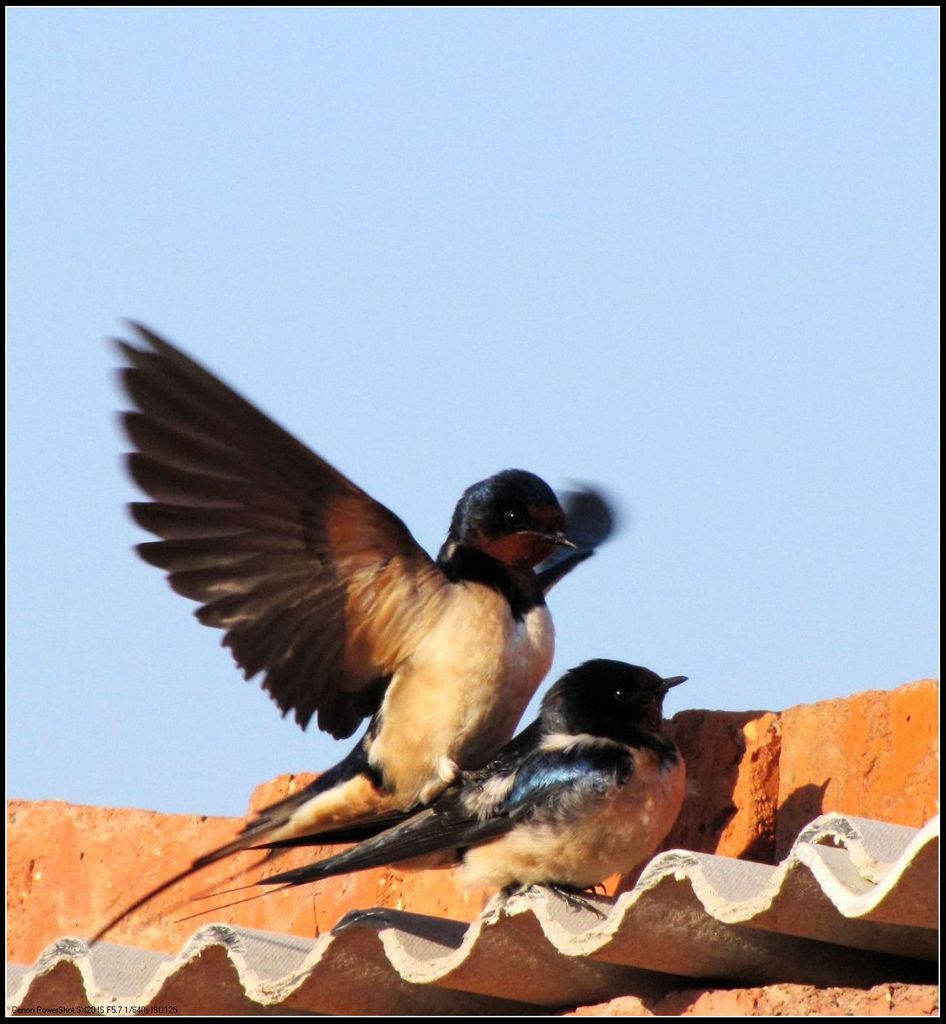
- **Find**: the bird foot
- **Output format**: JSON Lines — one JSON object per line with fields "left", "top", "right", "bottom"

{"left": 544, "top": 883, "right": 609, "bottom": 919}
{"left": 495, "top": 883, "right": 608, "bottom": 920}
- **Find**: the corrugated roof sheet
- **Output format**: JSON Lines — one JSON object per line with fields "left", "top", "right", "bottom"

{"left": 7, "top": 813, "right": 938, "bottom": 1015}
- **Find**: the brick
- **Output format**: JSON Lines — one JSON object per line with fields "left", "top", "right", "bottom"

{"left": 665, "top": 709, "right": 781, "bottom": 861}
{"left": 569, "top": 983, "right": 939, "bottom": 1016}
{"left": 776, "top": 679, "right": 939, "bottom": 857}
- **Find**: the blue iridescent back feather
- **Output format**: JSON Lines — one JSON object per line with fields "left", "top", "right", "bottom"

{"left": 504, "top": 744, "right": 633, "bottom": 811}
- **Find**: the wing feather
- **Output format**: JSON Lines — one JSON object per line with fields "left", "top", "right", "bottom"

{"left": 117, "top": 323, "right": 447, "bottom": 736}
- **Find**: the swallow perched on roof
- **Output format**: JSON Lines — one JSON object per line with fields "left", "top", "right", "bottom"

{"left": 95, "top": 323, "right": 615, "bottom": 939}
{"left": 242, "top": 660, "right": 686, "bottom": 908}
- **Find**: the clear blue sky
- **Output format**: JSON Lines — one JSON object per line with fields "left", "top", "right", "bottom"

{"left": 8, "top": 9, "right": 938, "bottom": 817}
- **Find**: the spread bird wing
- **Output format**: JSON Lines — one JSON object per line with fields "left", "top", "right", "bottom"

{"left": 117, "top": 322, "right": 448, "bottom": 739}
{"left": 261, "top": 735, "right": 631, "bottom": 888}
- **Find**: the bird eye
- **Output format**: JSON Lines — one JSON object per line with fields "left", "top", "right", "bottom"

{"left": 614, "top": 688, "right": 636, "bottom": 703}
{"left": 503, "top": 509, "right": 523, "bottom": 527}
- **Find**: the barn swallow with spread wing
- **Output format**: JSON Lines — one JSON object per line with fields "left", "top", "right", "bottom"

{"left": 95, "top": 323, "right": 615, "bottom": 940}
{"left": 215, "top": 660, "right": 687, "bottom": 913}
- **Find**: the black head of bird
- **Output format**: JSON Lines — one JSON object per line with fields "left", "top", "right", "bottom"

{"left": 440, "top": 469, "right": 576, "bottom": 570}
{"left": 541, "top": 659, "right": 687, "bottom": 744}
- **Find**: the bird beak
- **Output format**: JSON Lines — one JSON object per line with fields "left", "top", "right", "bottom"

{"left": 661, "top": 675, "right": 688, "bottom": 692}
{"left": 520, "top": 528, "right": 578, "bottom": 549}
